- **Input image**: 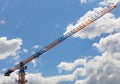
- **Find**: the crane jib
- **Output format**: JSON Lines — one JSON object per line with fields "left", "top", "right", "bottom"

{"left": 4, "top": 4, "right": 117, "bottom": 76}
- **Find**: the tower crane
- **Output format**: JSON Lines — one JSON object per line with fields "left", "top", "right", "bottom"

{"left": 4, "top": 4, "right": 117, "bottom": 84}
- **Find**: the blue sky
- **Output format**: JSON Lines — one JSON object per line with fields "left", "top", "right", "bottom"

{"left": 0, "top": 0, "right": 120, "bottom": 84}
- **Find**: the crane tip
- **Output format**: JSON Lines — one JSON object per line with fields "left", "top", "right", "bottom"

{"left": 4, "top": 69, "right": 13, "bottom": 76}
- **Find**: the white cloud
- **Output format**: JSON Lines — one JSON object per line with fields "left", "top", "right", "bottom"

{"left": 0, "top": 37, "right": 22, "bottom": 59}
{"left": 58, "top": 32, "right": 120, "bottom": 84}
{"left": 65, "top": 9, "right": 120, "bottom": 39}
{"left": 93, "top": 33, "right": 120, "bottom": 54}
{"left": 74, "top": 53, "right": 120, "bottom": 84}
{"left": 65, "top": 0, "right": 120, "bottom": 40}
{"left": 58, "top": 53, "right": 120, "bottom": 84}
{"left": 57, "top": 59, "right": 86, "bottom": 73}
{"left": 32, "top": 45, "right": 40, "bottom": 49}
{"left": 23, "top": 48, "right": 28, "bottom": 53}
{"left": 30, "top": 73, "right": 75, "bottom": 84}
{"left": 73, "top": 68, "right": 86, "bottom": 76}
{"left": 99, "top": 0, "right": 120, "bottom": 6}
{"left": 0, "top": 72, "right": 76, "bottom": 84}
{"left": 0, "top": 73, "right": 17, "bottom": 84}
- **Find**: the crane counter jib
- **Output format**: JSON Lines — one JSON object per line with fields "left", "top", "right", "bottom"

{"left": 4, "top": 4, "right": 117, "bottom": 76}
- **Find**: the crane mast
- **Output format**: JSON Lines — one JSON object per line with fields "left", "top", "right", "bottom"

{"left": 4, "top": 4, "right": 117, "bottom": 84}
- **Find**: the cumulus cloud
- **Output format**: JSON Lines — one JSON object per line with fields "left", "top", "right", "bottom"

{"left": 65, "top": 0, "right": 120, "bottom": 40}
{"left": 74, "top": 53, "right": 120, "bottom": 84}
{"left": 93, "top": 33, "right": 120, "bottom": 54}
{"left": 65, "top": 9, "right": 120, "bottom": 39}
{"left": 0, "top": 37, "right": 22, "bottom": 59}
{"left": 0, "top": 72, "right": 17, "bottom": 84}
{"left": 99, "top": 0, "right": 120, "bottom": 6}
{"left": 57, "top": 59, "right": 86, "bottom": 73}
{"left": 0, "top": 72, "right": 76, "bottom": 84}
{"left": 58, "top": 32, "right": 120, "bottom": 84}
{"left": 28, "top": 73, "right": 75, "bottom": 84}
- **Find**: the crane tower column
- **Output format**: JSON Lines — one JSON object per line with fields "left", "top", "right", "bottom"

{"left": 15, "top": 63, "right": 27, "bottom": 84}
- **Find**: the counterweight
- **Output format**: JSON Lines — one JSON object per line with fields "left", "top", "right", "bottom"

{"left": 4, "top": 4, "right": 117, "bottom": 77}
